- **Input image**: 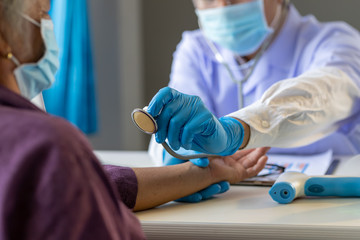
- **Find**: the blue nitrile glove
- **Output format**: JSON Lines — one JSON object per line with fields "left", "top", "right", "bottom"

{"left": 163, "top": 149, "right": 230, "bottom": 203}
{"left": 176, "top": 181, "right": 230, "bottom": 202}
{"left": 163, "top": 147, "right": 209, "bottom": 167}
{"left": 147, "top": 87, "right": 244, "bottom": 156}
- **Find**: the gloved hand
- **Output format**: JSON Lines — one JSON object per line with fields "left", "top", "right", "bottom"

{"left": 164, "top": 149, "right": 230, "bottom": 202}
{"left": 147, "top": 87, "right": 244, "bottom": 156}
{"left": 176, "top": 181, "right": 230, "bottom": 202}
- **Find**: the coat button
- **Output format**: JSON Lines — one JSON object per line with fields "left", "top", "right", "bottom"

{"left": 262, "top": 120, "right": 270, "bottom": 128}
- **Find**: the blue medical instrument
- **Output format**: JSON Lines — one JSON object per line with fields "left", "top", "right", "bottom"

{"left": 269, "top": 171, "right": 360, "bottom": 204}
{"left": 131, "top": 107, "right": 221, "bottom": 160}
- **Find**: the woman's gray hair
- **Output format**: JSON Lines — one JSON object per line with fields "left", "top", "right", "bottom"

{"left": 0, "top": 0, "right": 28, "bottom": 53}
{"left": 0, "top": 0, "right": 24, "bottom": 28}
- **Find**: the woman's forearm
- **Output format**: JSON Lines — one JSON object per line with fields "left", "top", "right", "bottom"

{"left": 132, "top": 147, "right": 269, "bottom": 211}
{"left": 132, "top": 162, "right": 214, "bottom": 211}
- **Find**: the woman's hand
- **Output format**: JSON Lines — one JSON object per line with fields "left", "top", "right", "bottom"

{"left": 208, "top": 147, "right": 270, "bottom": 184}
{"left": 133, "top": 147, "right": 270, "bottom": 211}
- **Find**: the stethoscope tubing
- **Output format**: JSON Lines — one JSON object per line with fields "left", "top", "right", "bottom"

{"left": 162, "top": 142, "right": 221, "bottom": 160}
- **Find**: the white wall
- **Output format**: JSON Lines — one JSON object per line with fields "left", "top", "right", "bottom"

{"left": 293, "top": 0, "right": 360, "bottom": 30}
{"left": 87, "top": 0, "right": 145, "bottom": 150}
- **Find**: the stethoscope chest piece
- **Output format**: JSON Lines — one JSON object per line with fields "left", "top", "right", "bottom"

{"left": 131, "top": 108, "right": 158, "bottom": 134}
{"left": 131, "top": 107, "right": 221, "bottom": 160}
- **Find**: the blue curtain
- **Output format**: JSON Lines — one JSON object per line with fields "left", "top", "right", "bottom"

{"left": 43, "top": 0, "right": 98, "bottom": 134}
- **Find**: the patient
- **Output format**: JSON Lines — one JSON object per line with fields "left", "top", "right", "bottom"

{"left": 0, "top": 0, "right": 269, "bottom": 239}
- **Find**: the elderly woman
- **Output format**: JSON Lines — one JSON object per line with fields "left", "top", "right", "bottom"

{"left": 0, "top": 0, "right": 269, "bottom": 239}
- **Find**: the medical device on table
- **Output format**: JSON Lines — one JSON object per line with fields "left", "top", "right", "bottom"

{"left": 131, "top": 107, "right": 221, "bottom": 160}
{"left": 269, "top": 171, "right": 360, "bottom": 204}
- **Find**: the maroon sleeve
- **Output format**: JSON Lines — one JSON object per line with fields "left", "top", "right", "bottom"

{"left": 1, "top": 115, "right": 146, "bottom": 240}
{"left": 103, "top": 165, "right": 139, "bottom": 209}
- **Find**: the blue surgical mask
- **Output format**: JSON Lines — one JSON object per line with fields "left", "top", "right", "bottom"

{"left": 195, "top": 0, "right": 273, "bottom": 56}
{"left": 10, "top": 16, "right": 59, "bottom": 100}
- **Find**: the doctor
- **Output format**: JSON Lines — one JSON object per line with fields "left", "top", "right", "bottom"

{"left": 148, "top": 0, "right": 360, "bottom": 201}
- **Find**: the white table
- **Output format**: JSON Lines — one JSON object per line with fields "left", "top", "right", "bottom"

{"left": 95, "top": 150, "right": 155, "bottom": 168}
{"left": 96, "top": 151, "right": 360, "bottom": 240}
{"left": 136, "top": 185, "right": 360, "bottom": 240}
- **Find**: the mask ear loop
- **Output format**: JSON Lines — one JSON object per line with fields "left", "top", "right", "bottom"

{"left": 273, "top": 0, "right": 290, "bottom": 28}
{"left": 5, "top": 52, "right": 20, "bottom": 66}
{"left": 3, "top": 13, "right": 42, "bottom": 67}
{"left": 19, "top": 13, "right": 41, "bottom": 27}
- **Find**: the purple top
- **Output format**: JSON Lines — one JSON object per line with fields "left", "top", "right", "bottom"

{"left": 0, "top": 86, "right": 145, "bottom": 239}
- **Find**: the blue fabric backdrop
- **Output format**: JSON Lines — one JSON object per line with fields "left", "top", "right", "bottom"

{"left": 43, "top": 0, "right": 98, "bottom": 134}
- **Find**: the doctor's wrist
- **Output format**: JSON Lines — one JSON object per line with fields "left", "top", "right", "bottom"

{"left": 232, "top": 118, "right": 250, "bottom": 150}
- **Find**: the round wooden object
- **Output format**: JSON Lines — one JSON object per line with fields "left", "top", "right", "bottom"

{"left": 131, "top": 108, "right": 157, "bottom": 134}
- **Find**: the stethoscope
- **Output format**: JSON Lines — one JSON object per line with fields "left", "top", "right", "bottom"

{"left": 130, "top": 43, "right": 268, "bottom": 160}
{"left": 131, "top": 107, "right": 221, "bottom": 160}
{"left": 204, "top": 36, "right": 268, "bottom": 109}
{"left": 204, "top": 0, "right": 289, "bottom": 109}
{"left": 131, "top": 1, "right": 289, "bottom": 160}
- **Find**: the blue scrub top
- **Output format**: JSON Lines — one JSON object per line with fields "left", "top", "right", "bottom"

{"left": 168, "top": 5, "right": 360, "bottom": 155}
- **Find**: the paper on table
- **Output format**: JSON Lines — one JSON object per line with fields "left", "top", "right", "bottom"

{"left": 269, "top": 149, "right": 333, "bottom": 175}
{"left": 235, "top": 150, "right": 333, "bottom": 186}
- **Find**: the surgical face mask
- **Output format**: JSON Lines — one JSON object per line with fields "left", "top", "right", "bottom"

{"left": 195, "top": 0, "right": 273, "bottom": 56}
{"left": 9, "top": 15, "right": 59, "bottom": 100}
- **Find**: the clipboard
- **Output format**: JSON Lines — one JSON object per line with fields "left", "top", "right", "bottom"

{"left": 233, "top": 173, "right": 281, "bottom": 187}
{"left": 233, "top": 151, "right": 336, "bottom": 187}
